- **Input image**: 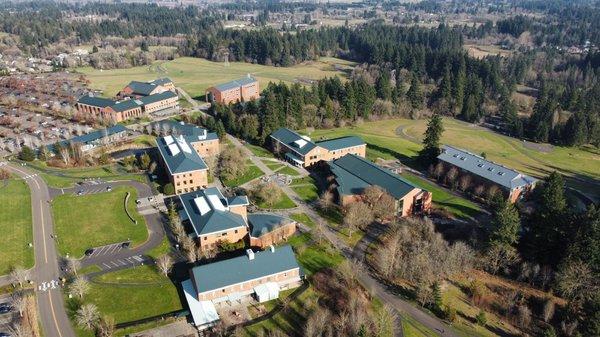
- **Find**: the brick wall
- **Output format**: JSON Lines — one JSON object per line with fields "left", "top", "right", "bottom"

{"left": 191, "top": 139, "right": 220, "bottom": 157}
{"left": 197, "top": 227, "right": 248, "bottom": 250}
{"left": 172, "top": 170, "right": 208, "bottom": 195}
{"left": 249, "top": 222, "right": 296, "bottom": 249}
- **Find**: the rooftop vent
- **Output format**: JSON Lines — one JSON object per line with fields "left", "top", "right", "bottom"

{"left": 460, "top": 156, "right": 466, "bottom": 161}
{"left": 293, "top": 139, "right": 308, "bottom": 148}
{"left": 498, "top": 172, "right": 505, "bottom": 176}
{"left": 246, "top": 249, "right": 255, "bottom": 260}
{"left": 487, "top": 167, "right": 494, "bottom": 172}
{"left": 269, "top": 245, "right": 275, "bottom": 253}
{"left": 477, "top": 163, "right": 485, "bottom": 168}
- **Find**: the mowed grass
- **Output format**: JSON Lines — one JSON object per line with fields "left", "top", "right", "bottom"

{"left": 77, "top": 56, "right": 353, "bottom": 98}
{"left": 222, "top": 162, "right": 264, "bottom": 187}
{"left": 0, "top": 178, "right": 34, "bottom": 274}
{"left": 67, "top": 265, "right": 182, "bottom": 336}
{"left": 307, "top": 117, "right": 600, "bottom": 201}
{"left": 52, "top": 186, "right": 148, "bottom": 257}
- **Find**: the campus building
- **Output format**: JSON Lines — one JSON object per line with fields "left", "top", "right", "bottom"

{"left": 48, "top": 124, "right": 129, "bottom": 154}
{"left": 437, "top": 145, "right": 537, "bottom": 203}
{"left": 206, "top": 75, "right": 259, "bottom": 105}
{"left": 327, "top": 154, "right": 432, "bottom": 217}
{"left": 149, "top": 120, "right": 220, "bottom": 157}
{"left": 156, "top": 135, "right": 209, "bottom": 194}
{"left": 178, "top": 187, "right": 297, "bottom": 250}
{"left": 182, "top": 245, "right": 303, "bottom": 330}
{"left": 76, "top": 78, "right": 178, "bottom": 122}
{"left": 269, "top": 128, "right": 366, "bottom": 167}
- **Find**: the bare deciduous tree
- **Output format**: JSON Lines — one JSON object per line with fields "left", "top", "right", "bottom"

{"left": 96, "top": 315, "right": 115, "bottom": 337}
{"left": 11, "top": 292, "right": 27, "bottom": 318}
{"left": 252, "top": 182, "right": 282, "bottom": 208}
{"left": 156, "top": 254, "right": 173, "bottom": 276}
{"left": 542, "top": 298, "right": 555, "bottom": 323}
{"left": 343, "top": 201, "right": 373, "bottom": 235}
{"left": 10, "top": 266, "right": 28, "bottom": 287}
{"left": 555, "top": 260, "right": 596, "bottom": 302}
{"left": 70, "top": 277, "right": 90, "bottom": 299}
{"left": 181, "top": 235, "right": 198, "bottom": 263}
{"left": 7, "top": 322, "right": 32, "bottom": 337}
{"left": 318, "top": 190, "right": 334, "bottom": 211}
{"left": 75, "top": 303, "right": 100, "bottom": 331}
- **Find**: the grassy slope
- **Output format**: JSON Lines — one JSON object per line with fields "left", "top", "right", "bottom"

{"left": 222, "top": 164, "right": 263, "bottom": 187}
{"left": 0, "top": 178, "right": 34, "bottom": 274}
{"left": 307, "top": 117, "right": 600, "bottom": 201}
{"left": 77, "top": 56, "right": 353, "bottom": 98}
{"left": 52, "top": 186, "right": 148, "bottom": 257}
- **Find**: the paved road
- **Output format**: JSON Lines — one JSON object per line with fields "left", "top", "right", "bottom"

{"left": 225, "top": 138, "right": 457, "bottom": 337}
{"left": 5, "top": 163, "right": 77, "bottom": 337}
{"left": 48, "top": 180, "right": 167, "bottom": 270}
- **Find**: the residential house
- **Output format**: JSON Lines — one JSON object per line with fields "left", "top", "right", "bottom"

{"left": 327, "top": 154, "right": 432, "bottom": 217}
{"left": 269, "top": 128, "right": 366, "bottom": 167}
{"left": 48, "top": 125, "right": 129, "bottom": 154}
{"left": 206, "top": 75, "right": 259, "bottom": 105}
{"left": 437, "top": 145, "right": 537, "bottom": 203}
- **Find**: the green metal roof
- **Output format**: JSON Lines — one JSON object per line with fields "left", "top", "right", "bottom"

{"left": 315, "top": 136, "right": 365, "bottom": 151}
{"left": 179, "top": 187, "right": 248, "bottom": 236}
{"left": 110, "top": 99, "right": 141, "bottom": 112}
{"left": 190, "top": 245, "right": 300, "bottom": 294}
{"left": 156, "top": 135, "right": 208, "bottom": 174}
{"left": 151, "top": 77, "right": 173, "bottom": 86}
{"left": 138, "top": 91, "right": 177, "bottom": 105}
{"left": 126, "top": 81, "right": 161, "bottom": 96}
{"left": 328, "top": 154, "right": 421, "bottom": 199}
{"left": 77, "top": 95, "right": 115, "bottom": 107}
{"left": 212, "top": 76, "right": 257, "bottom": 92}
{"left": 270, "top": 128, "right": 316, "bottom": 156}
{"left": 248, "top": 213, "right": 292, "bottom": 238}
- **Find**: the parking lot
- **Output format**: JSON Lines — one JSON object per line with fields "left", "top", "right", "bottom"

{"left": 0, "top": 294, "right": 16, "bottom": 335}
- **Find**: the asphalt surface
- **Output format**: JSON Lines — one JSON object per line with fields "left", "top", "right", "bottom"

{"left": 5, "top": 163, "right": 77, "bottom": 337}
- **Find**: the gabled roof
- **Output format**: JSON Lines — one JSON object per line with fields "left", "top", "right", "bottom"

{"left": 328, "top": 154, "right": 421, "bottom": 199}
{"left": 149, "top": 120, "right": 218, "bottom": 141}
{"left": 316, "top": 136, "right": 365, "bottom": 151}
{"left": 270, "top": 128, "right": 317, "bottom": 156}
{"left": 190, "top": 245, "right": 300, "bottom": 294}
{"left": 47, "top": 125, "right": 128, "bottom": 152}
{"left": 212, "top": 76, "right": 257, "bottom": 92}
{"left": 150, "top": 77, "right": 173, "bottom": 86}
{"left": 156, "top": 135, "right": 208, "bottom": 174}
{"left": 138, "top": 91, "right": 177, "bottom": 105}
{"left": 248, "top": 213, "right": 294, "bottom": 238}
{"left": 110, "top": 99, "right": 141, "bottom": 112}
{"left": 77, "top": 95, "right": 115, "bottom": 108}
{"left": 437, "top": 145, "right": 537, "bottom": 190}
{"left": 179, "top": 187, "right": 248, "bottom": 236}
{"left": 126, "top": 81, "right": 161, "bottom": 96}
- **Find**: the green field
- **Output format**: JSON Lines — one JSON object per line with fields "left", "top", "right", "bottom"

{"left": 307, "top": 117, "right": 600, "bottom": 201}
{"left": 67, "top": 265, "right": 182, "bottom": 336}
{"left": 0, "top": 177, "right": 34, "bottom": 274}
{"left": 76, "top": 56, "right": 353, "bottom": 99}
{"left": 246, "top": 143, "right": 275, "bottom": 158}
{"left": 52, "top": 186, "right": 149, "bottom": 257}
{"left": 222, "top": 163, "right": 264, "bottom": 187}
{"left": 254, "top": 189, "right": 297, "bottom": 209}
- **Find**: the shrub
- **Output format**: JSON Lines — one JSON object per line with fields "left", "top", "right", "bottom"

{"left": 163, "top": 183, "right": 175, "bottom": 195}
{"left": 19, "top": 145, "right": 35, "bottom": 161}
{"left": 475, "top": 310, "right": 487, "bottom": 326}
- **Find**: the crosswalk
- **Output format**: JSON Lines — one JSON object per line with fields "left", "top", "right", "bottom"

{"left": 100, "top": 255, "right": 147, "bottom": 271}
{"left": 85, "top": 242, "right": 125, "bottom": 258}
{"left": 74, "top": 186, "right": 109, "bottom": 196}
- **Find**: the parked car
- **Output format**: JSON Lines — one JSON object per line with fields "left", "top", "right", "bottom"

{"left": 77, "top": 190, "right": 83, "bottom": 196}
{"left": 0, "top": 331, "right": 11, "bottom": 337}
{"left": 106, "top": 186, "right": 112, "bottom": 192}
{"left": 0, "top": 303, "right": 12, "bottom": 314}
{"left": 121, "top": 242, "right": 131, "bottom": 249}
{"left": 84, "top": 248, "right": 94, "bottom": 256}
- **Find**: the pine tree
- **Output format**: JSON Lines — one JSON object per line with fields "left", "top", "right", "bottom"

{"left": 439, "top": 62, "right": 452, "bottom": 100}
{"left": 432, "top": 281, "right": 443, "bottom": 310}
{"left": 489, "top": 200, "right": 521, "bottom": 248}
{"left": 19, "top": 145, "right": 35, "bottom": 162}
{"left": 407, "top": 74, "right": 424, "bottom": 109}
{"left": 376, "top": 71, "right": 392, "bottom": 100}
{"left": 418, "top": 113, "right": 444, "bottom": 166}
{"left": 453, "top": 57, "right": 466, "bottom": 111}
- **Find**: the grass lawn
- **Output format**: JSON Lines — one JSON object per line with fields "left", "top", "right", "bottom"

{"left": 76, "top": 56, "right": 353, "bottom": 99}
{"left": 222, "top": 163, "right": 264, "bottom": 187}
{"left": 308, "top": 117, "right": 600, "bottom": 201}
{"left": 246, "top": 143, "right": 274, "bottom": 158}
{"left": 276, "top": 166, "right": 300, "bottom": 176}
{"left": 401, "top": 314, "right": 440, "bottom": 337}
{"left": 145, "top": 236, "right": 172, "bottom": 260}
{"left": 133, "top": 134, "right": 157, "bottom": 147}
{"left": 52, "top": 186, "right": 148, "bottom": 257}
{"left": 0, "top": 177, "right": 34, "bottom": 274}
{"left": 400, "top": 172, "right": 481, "bottom": 219}
{"left": 288, "top": 232, "right": 344, "bottom": 275}
{"left": 254, "top": 187, "right": 297, "bottom": 209}
{"left": 289, "top": 213, "right": 317, "bottom": 229}
{"left": 290, "top": 184, "right": 319, "bottom": 202}
{"left": 67, "top": 265, "right": 182, "bottom": 336}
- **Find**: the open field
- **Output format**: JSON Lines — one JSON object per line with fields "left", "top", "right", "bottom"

{"left": 67, "top": 265, "right": 182, "bottom": 337}
{"left": 52, "top": 186, "right": 148, "bottom": 257}
{"left": 76, "top": 56, "right": 354, "bottom": 99}
{"left": 307, "top": 117, "right": 600, "bottom": 201}
{"left": 222, "top": 161, "right": 264, "bottom": 187}
{"left": 0, "top": 177, "right": 34, "bottom": 274}
{"left": 464, "top": 44, "right": 513, "bottom": 59}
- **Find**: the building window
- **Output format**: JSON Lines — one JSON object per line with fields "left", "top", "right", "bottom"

{"left": 204, "top": 236, "right": 207, "bottom": 241}
{"left": 221, "top": 232, "right": 227, "bottom": 236}
{"left": 235, "top": 230, "right": 238, "bottom": 234}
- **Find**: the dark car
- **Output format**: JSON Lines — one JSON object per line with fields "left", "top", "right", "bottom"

{"left": 0, "top": 303, "right": 12, "bottom": 314}
{"left": 84, "top": 248, "right": 94, "bottom": 256}
{"left": 121, "top": 241, "right": 131, "bottom": 249}
{"left": 0, "top": 332, "right": 11, "bottom": 337}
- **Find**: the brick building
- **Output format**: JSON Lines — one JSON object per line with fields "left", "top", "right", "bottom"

{"left": 327, "top": 154, "right": 432, "bottom": 217}
{"left": 437, "top": 145, "right": 537, "bottom": 203}
{"left": 182, "top": 245, "right": 303, "bottom": 329}
{"left": 156, "top": 135, "right": 209, "bottom": 194}
{"left": 270, "top": 128, "right": 366, "bottom": 167}
{"left": 247, "top": 214, "right": 297, "bottom": 248}
{"left": 206, "top": 75, "right": 259, "bottom": 105}
{"left": 118, "top": 77, "right": 175, "bottom": 98}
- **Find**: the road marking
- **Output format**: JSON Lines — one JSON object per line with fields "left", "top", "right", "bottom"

{"left": 48, "top": 292, "right": 64, "bottom": 337}
{"left": 102, "top": 263, "right": 111, "bottom": 270}
{"left": 40, "top": 204, "right": 48, "bottom": 263}
{"left": 133, "top": 255, "right": 143, "bottom": 262}
{"left": 110, "top": 261, "right": 119, "bottom": 267}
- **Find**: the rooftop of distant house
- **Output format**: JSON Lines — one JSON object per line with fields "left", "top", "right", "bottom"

{"left": 156, "top": 135, "right": 208, "bottom": 174}
{"left": 48, "top": 124, "right": 128, "bottom": 152}
{"left": 211, "top": 75, "right": 257, "bottom": 92}
{"left": 437, "top": 145, "right": 537, "bottom": 190}
{"left": 179, "top": 187, "right": 249, "bottom": 237}
{"left": 328, "top": 154, "right": 422, "bottom": 199}
{"left": 190, "top": 245, "right": 301, "bottom": 294}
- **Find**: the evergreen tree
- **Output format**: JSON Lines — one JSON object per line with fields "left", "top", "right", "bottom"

{"left": 439, "top": 62, "right": 452, "bottom": 101}
{"left": 215, "top": 120, "right": 227, "bottom": 141}
{"left": 432, "top": 281, "right": 443, "bottom": 310}
{"left": 453, "top": 57, "right": 466, "bottom": 111}
{"left": 376, "top": 71, "right": 392, "bottom": 100}
{"left": 19, "top": 145, "right": 35, "bottom": 162}
{"left": 489, "top": 200, "right": 521, "bottom": 248}
{"left": 418, "top": 113, "right": 444, "bottom": 166}
{"left": 407, "top": 74, "right": 424, "bottom": 109}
